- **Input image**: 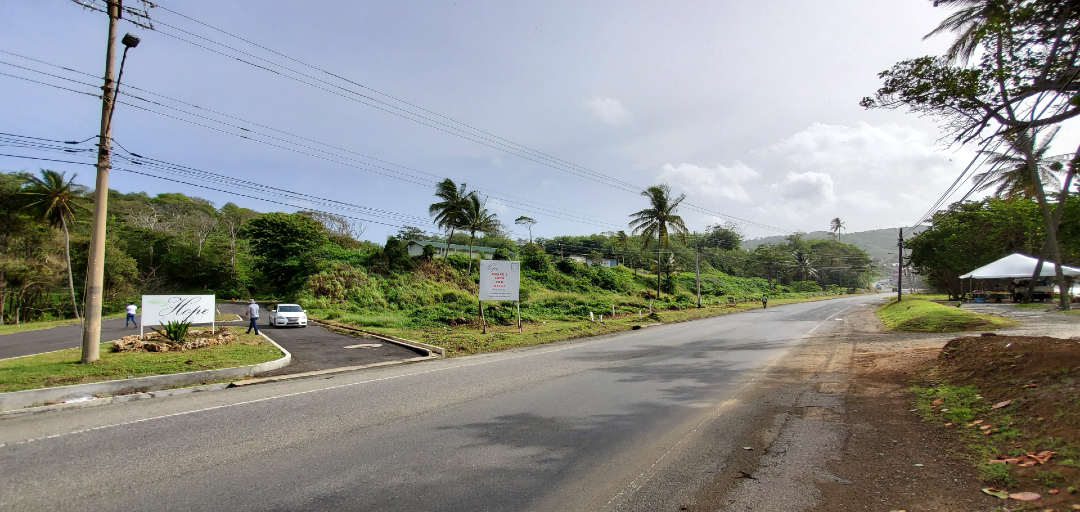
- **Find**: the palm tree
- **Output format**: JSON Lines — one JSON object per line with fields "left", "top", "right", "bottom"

{"left": 21, "top": 170, "right": 89, "bottom": 320}
{"left": 972, "top": 128, "right": 1064, "bottom": 201}
{"left": 923, "top": 0, "right": 1012, "bottom": 63}
{"left": 789, "top": 250, "right": 819, "bottom": 283}
{"left": 829, "top": 217, "right": 845, "bottom": 242}
{"left": 428, "top": 178, "right": 470, "bottom": 257}
{"left": 628, "top": 184, "right": 688, "bottom": 298}
{"left": 458, "top": 194, "right": 500, "bottom": 275}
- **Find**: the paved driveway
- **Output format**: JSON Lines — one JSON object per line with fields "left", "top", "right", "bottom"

{"left": 0, "top": 304, "right": 423, "bottom": 374}
{"left": 216, "top": 302, "right": 422, "bottom": 374}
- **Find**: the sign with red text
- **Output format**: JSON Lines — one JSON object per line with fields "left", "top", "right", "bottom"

{"left": 479, "top": 260, "right": 520, "bottom": 301}
{"left": 141, "top": 295, "right": 215, "bottom": 326}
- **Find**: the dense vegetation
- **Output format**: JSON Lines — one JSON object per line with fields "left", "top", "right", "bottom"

{"left": 906, "top": 196, "right": 1080, "bottom": 297}
{"left": 0, "top": 170, "right": 874, "bottom": 327}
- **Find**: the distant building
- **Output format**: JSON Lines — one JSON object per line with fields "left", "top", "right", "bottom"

{"left": 406, "top": 240, "right": 497, "bottom": 259}
{"left": 564, "top": 253, "right": 618, "bottom": 267}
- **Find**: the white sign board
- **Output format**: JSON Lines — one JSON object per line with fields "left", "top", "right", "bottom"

{"left": 141, "top": 295, "right": 215, "bottom": 326}
{"left": 479, "top": 260, "right": 520, "bottom": 301}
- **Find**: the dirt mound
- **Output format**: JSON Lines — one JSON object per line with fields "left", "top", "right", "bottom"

{"left": 918, "top": 335, "right": 1080, "bottom": 508}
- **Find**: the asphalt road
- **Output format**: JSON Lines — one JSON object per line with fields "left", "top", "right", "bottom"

{"left": 0, "top": 316, "right": 141, "bottom": 359}
{"left": 0, "top": 295, "right": 880, "bottom": 511}
{"left": 0, "top": 304, "right": 421, "bottom": 373}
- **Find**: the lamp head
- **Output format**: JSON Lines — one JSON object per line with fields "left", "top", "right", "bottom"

{"left": 121, "top": 33, "right": 141, "bottom": 48}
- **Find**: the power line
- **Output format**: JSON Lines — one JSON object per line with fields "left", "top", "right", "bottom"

{"left": 107, "top": 4, "right": 794, "bottom": 234}
{"left": 0, "top": 52, "right": 631, "bottom": 231}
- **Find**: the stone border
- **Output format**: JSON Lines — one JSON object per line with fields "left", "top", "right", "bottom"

{"left": 311, "top": 320, "right": 445, "bottom": 357}
{"left": 0, "top": 333, "right": 291, "bottom": 413}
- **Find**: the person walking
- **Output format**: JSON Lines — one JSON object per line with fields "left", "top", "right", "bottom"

{"left": 245, "top": 299, "right": 260, "bottom": 335}
{"left": 125, "top": 302, "right": 138, "bottom": 328}
{"left": 761, "top": 294, "right": 768, "bottom": 309}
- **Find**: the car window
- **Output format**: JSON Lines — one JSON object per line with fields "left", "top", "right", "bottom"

{"left": 278, "top": 305, "right": 304, "bottom": 312}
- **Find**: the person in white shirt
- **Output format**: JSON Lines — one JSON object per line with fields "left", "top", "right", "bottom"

{"left": 125, "top": 302, "right": 138, "bottom": 328}
{"left": 244, "top": 299, "right": 260, "bottom": 335}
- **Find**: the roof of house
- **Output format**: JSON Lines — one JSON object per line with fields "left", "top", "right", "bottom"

{"left": 408, "top": 240, "right": 500, "bottom": 253}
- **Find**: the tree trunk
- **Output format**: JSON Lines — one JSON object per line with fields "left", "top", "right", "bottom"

{"left": 1025, "top": 146, "right": 1071, "bottom": 310}
{"left": 466, "top": 231, "right": 475, "bottom": 276}
{"left": 1022, "top": 141, "right": 1079, "bottom": 308}
{"left": 446, "top": 227, "right": 456, "bottom": 258}
{"left": 61, "top": 216, "right": 81, "bottom": 321}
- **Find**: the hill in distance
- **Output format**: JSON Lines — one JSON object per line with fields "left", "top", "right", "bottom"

{"left": 743, "top": 227, "right": 926, "bottom": 261}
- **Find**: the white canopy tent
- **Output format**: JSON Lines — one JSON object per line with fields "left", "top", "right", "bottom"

{"left": 959, "top": 253, "right": 1080, "bottom": 301}
{"left": 959, "top": 253, "right": 1080, "bottom": 279}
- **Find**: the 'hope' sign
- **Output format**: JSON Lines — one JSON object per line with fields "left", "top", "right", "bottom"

{"left": 141, "top": 295, "right": 215, "bottom": 326}
{"left": 478, "top": 260, "right": 520, "bottom": 301}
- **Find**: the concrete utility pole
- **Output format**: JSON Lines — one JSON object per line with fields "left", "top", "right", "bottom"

{"left": 695, "top": 232, "right": 701, "bottom": 308}
{"left": 656, "top": 232, "right": 662, "bottom": 299}
{"left": 81, "top": 0, "right": 120, "bottom": 363}
{"left": 897, "top": 228, "right": 903, "bottom": 302}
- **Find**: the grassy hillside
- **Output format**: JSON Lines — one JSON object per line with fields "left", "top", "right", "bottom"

{"left": 299, "top": 253, "right": 851, "bottom": 356}
{"left": 744, "top": 227, "right": 926, "bottom": 260}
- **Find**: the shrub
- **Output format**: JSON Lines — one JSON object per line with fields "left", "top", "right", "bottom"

{"left": 661, "top": 274, "right": 679, "bottom": 294}
{"left": 151, "top": 321, "right": 192, "bottom": 343}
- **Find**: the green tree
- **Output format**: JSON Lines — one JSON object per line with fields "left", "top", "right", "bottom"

{"left": 514, "top": 216, "right": 537, "bottom": 242}
{"left": 457, "top": 194, "right": 500, "bottom": 275}
{"left": 629, "top": 184, "right": 688, "bottom": 297}
{"left": 20, "top": 170, "right": 88, "bottom": 320}
{"left": 703, "top": 223, "right": 743, "bottom": 250}
{"left": 428, "top": 178, "right": 470, "bottom": 257}
{"left": 241, "top": 212, "right": 328, "bottom": 292}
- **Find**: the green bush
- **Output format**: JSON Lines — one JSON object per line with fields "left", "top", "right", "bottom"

{"left": 151, "top": 321, "right": 191, "bottom": 343}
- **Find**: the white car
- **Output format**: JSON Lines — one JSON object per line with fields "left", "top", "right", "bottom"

{"left": 268, "top": 304, "right": 308, "bottom": 328}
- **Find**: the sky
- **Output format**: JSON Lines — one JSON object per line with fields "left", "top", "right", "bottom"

{"left": 2, "top": 0, "right": 1070, "bottom": 243}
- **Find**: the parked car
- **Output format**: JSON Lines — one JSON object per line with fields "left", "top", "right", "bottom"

{"left": 268, "top": 304, "right": 308, "bottom": 328}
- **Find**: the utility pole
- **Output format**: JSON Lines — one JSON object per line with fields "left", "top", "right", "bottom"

{"left": 80, "top": 0, "right": 122, "bottom": 363}
{"left": 656, "top": 233, "right": 662, "bottom": 299}
{"left": 897, "top": 228, "right": 903, "bottom": 302}
{"left": 695, "top": 232, "right": 701, "bottom": 308}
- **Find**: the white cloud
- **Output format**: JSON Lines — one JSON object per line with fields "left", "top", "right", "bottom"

{"left": 657, "top": 161, "right": 761, "bottom": 202}
{"left": 774, "top": 171, "right": 835, "bottom": 205}
{"left": 583, "top": 97, "right": 632, "bottom": 125}
{"left": 742, "top": 122, "right": 971, "bottom": 233}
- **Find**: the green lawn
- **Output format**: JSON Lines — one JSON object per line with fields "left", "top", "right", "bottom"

{"left": 877, "top": 298, "right": 1017, "bottom": 332}
{"left": 0, "top": 332, "right": 282, "bottom": 393}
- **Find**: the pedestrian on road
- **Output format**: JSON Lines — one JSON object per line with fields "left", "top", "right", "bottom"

{"left": 245, "top": 299, "right": 260, "bottom": 335}
{"left": 761, "top": 294, "right": 768, "bottom": 309}
{"left": 125, "top": 302, "right": 138, "bottom": 328}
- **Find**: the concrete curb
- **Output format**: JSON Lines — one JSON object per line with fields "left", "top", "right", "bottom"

{"left": 0, "top": 332, "right": 291, "bottom": 413}
{"left": 311, "top": 320, "right": 445, "bottom": 357}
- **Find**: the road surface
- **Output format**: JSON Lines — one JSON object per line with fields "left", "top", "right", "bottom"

{"left": 0, "top": 294, "right": 878, "bottom": 511}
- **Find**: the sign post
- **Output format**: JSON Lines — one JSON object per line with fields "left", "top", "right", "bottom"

{"left": 140, "top": 295, "right": 216, "bottom": 339}
{"left": 478, "top": 260, "right": 521, "bottom": 333}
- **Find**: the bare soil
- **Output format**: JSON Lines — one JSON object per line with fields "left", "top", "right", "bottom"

{"left": 813, "top": 303, "right": 1080, "bottom": 511}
